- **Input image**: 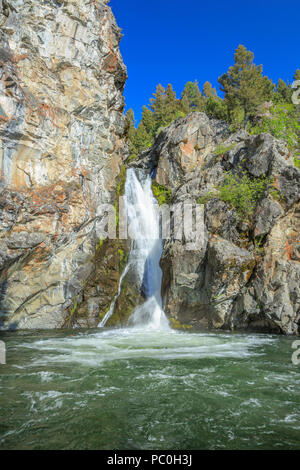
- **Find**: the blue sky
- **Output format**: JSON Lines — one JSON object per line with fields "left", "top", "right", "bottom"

{"left": 110, "top": 0, "right": 300, "bottom": 123}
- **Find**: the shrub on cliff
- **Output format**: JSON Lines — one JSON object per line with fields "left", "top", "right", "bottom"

{"left": 219, "top": 172, "right": 270, "bottom": 219}
{"left": 249, "top": 103, "right": 300, "bottom": 150}
{"left": 151, "top": 181, "right": 172, "bottom": 206}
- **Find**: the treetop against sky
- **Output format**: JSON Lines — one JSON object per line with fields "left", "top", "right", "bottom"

{"left": 110, "top": 0, "right": 300, "bottom": 122}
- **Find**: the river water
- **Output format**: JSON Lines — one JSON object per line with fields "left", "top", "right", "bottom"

{"left": 0, "top": 327, "right": 299, "bottom": 450}
{"left": 0, "top": 169, "right": 299, "bottom": 449}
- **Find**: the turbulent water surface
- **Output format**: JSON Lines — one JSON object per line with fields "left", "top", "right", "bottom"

{"left": 0, "top": 327, "right": 299, "bottom": 450}
{"left": 1, "top": 169, "right": 299, "bottom": 450}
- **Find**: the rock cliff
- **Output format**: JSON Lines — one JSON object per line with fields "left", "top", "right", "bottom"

{"left": 1, "top": 3, "right": 299, "bottom": 335}
{"left": 0, "top": 0, "right": 128, "bottom": 329}
{"left": 135, "top": 113, "right": 300, "bottom": 335}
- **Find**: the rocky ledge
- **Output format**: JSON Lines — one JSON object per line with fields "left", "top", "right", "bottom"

{"left": 134, "top": 112, "right": 300, "bottom": 335}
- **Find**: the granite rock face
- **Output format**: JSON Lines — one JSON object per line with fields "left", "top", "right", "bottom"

{"left": 137, "top": 112, "right": 300, "bottom": 335}
{"left": 0, "top": 0, "right": 128, "bottom": 329}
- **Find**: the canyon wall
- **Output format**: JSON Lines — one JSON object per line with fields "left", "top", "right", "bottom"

{"left": 0, "top": 0, "right": 128, "bottom": 329}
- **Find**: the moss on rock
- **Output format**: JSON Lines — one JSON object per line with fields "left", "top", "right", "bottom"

{"left": 105, "top": 276, "right": 144, "bottom": 327}
{"left": 151, "top": 181, "right": 172, "bottom": 206}
{"left": 170, "top": 317, "right": 193, "bottom": 330}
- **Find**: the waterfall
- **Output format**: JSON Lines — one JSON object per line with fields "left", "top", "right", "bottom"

{"left": 100, "top": 168, "right": 169, "bottom": 330}
{"left": 99, "top": 264, "right": 130, "bottom": 328}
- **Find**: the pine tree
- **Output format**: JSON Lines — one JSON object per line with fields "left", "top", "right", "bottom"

{"left": 294, "top": 70, "right": 300, "bottom": 81}
{"left": 150, "top": 84, "right": 167, "bottom": 125}
{"left": 181, "top": 81, "right": 205, "bottom": 113}
{"left": 202, "top": 81, "right": 217, "bottom": 99}
{"left": 149, "top": 83, "right": 182, "bottom": 131}
{"left": 141, "top": 105, "right": 156, "bottom": 139}
{"left": 218, "top": 45, "right": 275, "bottom": 127}
{"left": 133, "top": 121, "right": 153, "bottom": 155}
{"left": 275, "top": 79, "right": 292, "bottom": 103}
{"left": 202, "top": 81, "right": 227, "bottom": 120}
{"left": 164, "top": 83, "right": 181, "bottom": 124}
{"left": 181, "top": 93, "right": 191, "bottom": 115}
{"left": 124, "top": 109, "right": 136, "bottom": 139}
{"left": 205, "top": 96, "right": 228, "bottom": 121}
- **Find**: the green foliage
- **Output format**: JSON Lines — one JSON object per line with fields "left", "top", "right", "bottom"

{"left": 150, "top": 83, "right": 182, "bottom": 130}
{"left": 151, "top": 181, "right": 172, "bottom": 206}
{"left": 125, "top": 107, "right": 155, "bottom": 161}
{"left": 270, "top": 186, "right": 285, "bottom": 204}
{"left": 218, "top": 172, "right": 270, "bottom": 219}
{"left": 150, "top": 84, "right": 167, "bottom": 123}
{"left": 63, "top": 297, "right": 79, "bottom": 327}
{"left": 196, "top": 169, "right": 269, "bottom": 214}
{"left": 214, "top": 143, "right": 235, "bottom": 156}
{"left": 202, "top": 81, "right": 218, "bottom": 99}
{"left": 118, "top": 248, "right": 128, "bottom": 272}
{"left": 126, "top": 84, "right": 185, "bottom": 160}
{"left": 202, "top": 81, "right": 228, "bottom": 121}
{"left": 164, "top": 84, "right": 181, "bottom": 124}
{"left": 228, "top": 106, "right": 245, "bottom": 130}
{"left": 254, "top": 235, "right": 265, "bottom": 255}
{"left": 115, "top": 165, "right": 127, "bottom": 228}
{"left": 218, "top": 45, "right": 275, "bottom": 126}
{"left": 126, "top": 153, "right": 139, "bottom": 163}
{"left": 274, "top": 79, "right": 292, "bottom": 104}
{"left": 294, "top": 156, "right": 300, "bottom": 169}
{"left": 249, "top": 103, "right": 300, "bottom": 149}
{"left": 205, "top": 95, "right": 228, "bottom": 121}
{"left": 134, "top": 121, "right": 153, "bottom": 151}
{"left": 96, "top": 238, "right": 104, "bottom": 251}
{"left": 141, "top": 105, "right": 156, "bottom": 138}
{"left": 197, "top": 192, "right": 215, "bottom": 204}
{"left": 70, "top": 300, "right": 78, "bottom": 315}
{"left": 181, "top": 80, "right": 205, "bottom": 113}
{"left": 116, "top": 165, "right": 127, "bottom": 196}
{"left": 170, "top": 317, "right": 193, "bottom": 330}
{"left": 294, "top": 69, "right": 300, "bottom": 81}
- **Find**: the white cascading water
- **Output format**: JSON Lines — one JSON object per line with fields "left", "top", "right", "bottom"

{"left": 99, "top": 263, "right": 130, "bottom": 328}
{"left": 100, "top": 168, "right": 169, "bottom": 330}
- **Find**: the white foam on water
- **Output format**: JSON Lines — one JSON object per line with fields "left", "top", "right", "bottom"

{"left": 17, "top": 329, "right": 276, "bottom": 367}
